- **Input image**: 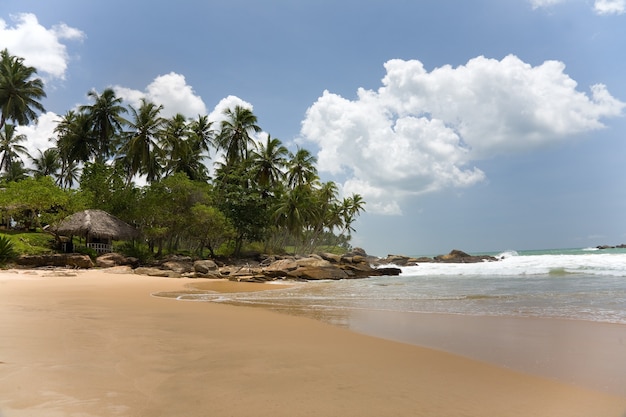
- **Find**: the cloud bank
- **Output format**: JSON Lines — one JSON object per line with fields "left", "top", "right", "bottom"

{"left": 0, "top": 13, "right": 84, "bottom": 79}
{"left": 300, "top": 55, "right": 624, "bottom": 215}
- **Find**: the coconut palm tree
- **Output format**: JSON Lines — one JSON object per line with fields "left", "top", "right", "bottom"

{"left": 0, "top": 49, "right": 46, "bottom": 131}
{"left": 286, "top": 147, "right": 318, "bottom": 189}
{"left": 188, "top": 114, "right": 214, "bottom": 156}
{"left": 160, "top": 113, "right": 205, "bottom": 179}
{"left": 30, "top": 147, "right": 61, "bottom": 179}
{"left": 215, "top": 106, "right": 261, "bottom": 165}
{"left": 249, "top": 134, "right": 288, "bottom": 193}
{"left": 79, "top": 88, "right": 127, "bottom": 162}
{"left": 118, "top": 99, "right": 165, "bottom": 184}
{"left": 55, "top": 110, "right": 96, "bottom": 164}
{"left": 0, "top": 123, "right": 30, "bottom": 179}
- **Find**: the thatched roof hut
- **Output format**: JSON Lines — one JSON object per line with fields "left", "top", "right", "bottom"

{"left": 54, "top": 209, "right": 138, "bottom": 241}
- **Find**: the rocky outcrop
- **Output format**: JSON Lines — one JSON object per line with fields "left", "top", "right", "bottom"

{"left": 95, "top": 252, "right": 139, "bottom": 268}
{"left": 377, "top": 249, "right": 498, "bottom": 265}
{"left": 16, "top": 254, "right": 94, "bottom": 269}
{"left": 433, "top": 249, "right": 497, "bottom": 263}
{"left": 597, "top": 244, "right": 626, "bottom": 249}
{"left": 128, "top": 249, "right": 401, "bottom": 282}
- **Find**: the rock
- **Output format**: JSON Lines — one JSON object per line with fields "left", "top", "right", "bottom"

{"left": 288, "top": 266, "right": 349, "bottom": 280}
{"left": 162, "top": 260, "right": 194, "bottom": 274}
{"left": 16, "top": 254, "right": 94, "bottom": 269}
{"left": 96, "top": 252, "right": 139, "bottom": 268}
{"left": 193, "top": 260, "right": 218, "bottom": 274}
{"left": 374, "top": 267, "right": 402, "bottom": 276}
{"left": 103, "top": 265, "right": 134, "bottom": 274}
{"left": 318, "top": 252, "right": 342, "bottom": 263}
{"left": 434, "top": 249, "right": 497, "bottom": 263}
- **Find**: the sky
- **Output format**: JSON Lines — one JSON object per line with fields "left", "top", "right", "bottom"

{"left": 1, "top": 0, "right": 625, "bottom": 256}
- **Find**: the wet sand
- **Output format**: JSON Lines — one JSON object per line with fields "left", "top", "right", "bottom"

{"left": 1, "top": 269, "right": 625, "bottom": 417}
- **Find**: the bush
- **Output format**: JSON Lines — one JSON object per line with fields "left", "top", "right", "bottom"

{"left": 0, "top": 235, "right": 17, "bottom": 265}
{"left": 75, "top": 245, "right": 98, "bottom": 260}
{"left": 116, "top": 241, "right": 153, "bottom": 264}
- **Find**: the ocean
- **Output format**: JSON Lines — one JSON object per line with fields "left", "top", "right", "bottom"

{"left": 188, "top": 247, "right": 626, "bottom": 325}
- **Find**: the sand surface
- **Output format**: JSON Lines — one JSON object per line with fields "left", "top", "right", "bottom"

{"left": 1, "top": 269, "right": 625, "bottom": 417}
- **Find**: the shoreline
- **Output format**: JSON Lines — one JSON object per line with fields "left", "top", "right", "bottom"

{"left": 1, "top": 269, "right": 625, "bottom": 417}
{"left": 176, "top": 278, "right": 626, "bottom": 397}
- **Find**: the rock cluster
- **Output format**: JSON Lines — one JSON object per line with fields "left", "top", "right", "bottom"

{"left": 13, "top": 247, "right": 497, "bottom": 281}
{"left": 596, "top": 244, "right": 626, "bottom": 249}
{"left": 127, "top": 250, "right": 401, "bottom": 282}
{"left": 376, "top": 249, "right": 498, "bottom": 265}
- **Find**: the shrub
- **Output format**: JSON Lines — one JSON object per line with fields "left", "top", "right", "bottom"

{"left": 0, "top": 235, "right": 17, "bottom": 265}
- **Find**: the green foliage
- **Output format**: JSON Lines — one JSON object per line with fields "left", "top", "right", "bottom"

{"left": 0, "top": 234, "right": 16, "bottom": 264}
{"left": 74, "top": 245, "right": 97, "bottom": 260}
{"left": 1, "top": 231, "right": 54, "bottom": 255}
{"left": 0, "top": 51, "right": 368, "bottom": 258}
{"left": 115, "top": 241, "right": 153, "bottom": 263}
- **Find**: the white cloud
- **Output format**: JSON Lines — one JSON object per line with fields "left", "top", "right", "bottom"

{"left": 15, "top": 112, "right": 60, "bottom": 168}
{"left": 300, "top": 55, "right": 624, "bottom": 215}
{"left": 530, "top": 0, "right": 626, "bottom": 14}
{"left": 529, "top": 0, "right": 566, "bottom": 9}
{"left": 114, "top": 72, "right": 207, "bottom": 119}
{"left": 0, "top": 13, "right": 84, "bottom": 80}
{"left": 594, "top": 0, "right": 626, "bottom": 14}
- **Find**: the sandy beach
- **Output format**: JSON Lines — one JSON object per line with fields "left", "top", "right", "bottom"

{"left": 1, "top": 269, "right": 625, "bottom": 417}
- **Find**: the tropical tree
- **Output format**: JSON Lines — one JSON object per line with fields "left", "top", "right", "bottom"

{"left": 215, "top": 105, "right": 261, "bottom": 165}
{"left": 0, "top": 123, "right": 30, "bottom": 178}
{"left": 286, "top": 147, "right": 318, "bottom": 190}
{"left": 79, "top": 88, "right": 127, "bottom": 162}
{"left": 160, "top": 113, "right": 209, "bottom": 181}
{"left": 55, "top": 110, "right": 96, "bottom": 164}
{"left": 30, "top": 147, "right": 61, "bottom": 179}
{"left": 117, "top": 99, "right": 165, "bottom": 184}
{"left": 249, "top": 134, "right": 288, "bottom": 193}
{"left": 0, "top": 49, "right": 46, "bottom": 131}
{"left": 188, "top": 114, "right": 214, "bottom": 155}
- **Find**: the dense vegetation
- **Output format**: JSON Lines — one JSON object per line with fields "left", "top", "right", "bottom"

{"left": 0, "top": 49, "right": 364, "bottom": 258}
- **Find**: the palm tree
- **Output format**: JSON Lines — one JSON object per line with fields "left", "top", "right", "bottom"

{"left": 0, "top": 49, "right": 46, "bottom": 131}
{"left": 215, "top": 106, "right": 261, "bottom": 165}
{"left": 55, "top": 110, "right": 96, "bottom": 164}
{"left": 79, "top": 88, "right": 127, "bottom": 162}
{"left": 0, "top": 124, "right": 30, "bottom": 179}
{"left": 30, "top": 147, "right": 61, "bottom": 179}
{"left": 249, "top": 134, "right": 288, "bottom": 193}
{"left": 188, "top": 114, "right": 215, "bottom": 155}
{"left": 2, "top": 159, "right": 30, "bottom": 182}
{"left": 286, "top": 147, "right": 318, "bottom": 189}
{"left": 118, "top": 99, "right": 165, "bottom": 184}
{"left": 57, "top": 158, "right": 80, "bottom": 189}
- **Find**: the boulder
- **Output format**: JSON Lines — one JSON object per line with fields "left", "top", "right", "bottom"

{"left": 193, "top": 259, "right": 219, "bottom": 274}
{"left": 288, "top": 266, "right": 349, "bottom": 280}
{"left": 16, "top": 254, "right": 94, "bottom": 269}
{"left": 96, "top": 252, "right": 138, "bottom": 268}
{"left": 162, "top": 260, "right": 194, "bottom": 274}
{"left": 434, "top": 249, "right": 497, "bottom": 263}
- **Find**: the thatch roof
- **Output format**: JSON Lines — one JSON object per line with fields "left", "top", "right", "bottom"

{"left": 54, "top": 209, "right": 138, "bottom": 240}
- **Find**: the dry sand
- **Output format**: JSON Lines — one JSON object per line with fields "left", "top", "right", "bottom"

{"left": 0, "top": 269, "right": 625, "bottom": 417}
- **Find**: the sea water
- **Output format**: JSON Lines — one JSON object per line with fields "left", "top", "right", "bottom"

{"left": 191, "top": 247, "right": 626, "bottom": 325}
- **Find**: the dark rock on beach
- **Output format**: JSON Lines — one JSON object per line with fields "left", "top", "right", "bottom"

{"left": 16, "top": 253, "right": 95, "bottom": 269}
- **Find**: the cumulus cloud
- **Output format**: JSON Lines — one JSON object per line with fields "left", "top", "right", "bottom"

{"left": 115, "top": 72, "right": 207, "bottom": 118}
{"left": 300, "top": 55, "right": 624, "bottom": 215}
{"left": 0, "top": 13, "right": 84, "bottom": 79}
{"left": 529, "top": 0, "right": 566, "bottom": 8}
{"left": 594, "top": 0, "right": 626, "bottom": 14}
{"left": 15, "top": 112, "right": 60, "bottom": 168}
{"left": 530, "top": 0, "right": 626, "bottom": 14}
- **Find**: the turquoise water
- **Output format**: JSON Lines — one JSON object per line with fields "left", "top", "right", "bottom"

{"left": 191, "top": 247, "right": 626, "bottom": 324}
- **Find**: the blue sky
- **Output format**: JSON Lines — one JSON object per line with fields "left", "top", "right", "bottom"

{"left": 1, "top": 0, "right": 625, "bottom": 256}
